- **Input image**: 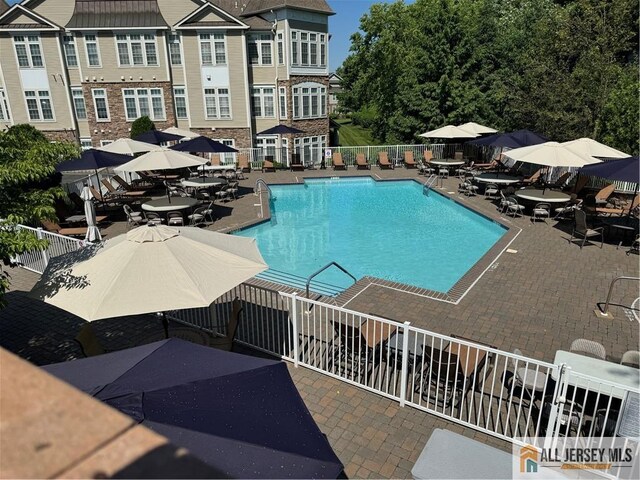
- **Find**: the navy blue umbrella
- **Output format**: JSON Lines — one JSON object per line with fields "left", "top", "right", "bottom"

{"left": 579, "top": 156, "right": 639, "bottom": 184}
{"left": 469, "top": 129, "right": 548, "bottom": 148}
{"left": 171, "top": 136, "right": 239, "bottom": 153}
{"left": 257, "top": 124, "right": 305, "bottom": 135}
{"left": 56, "top": 149, "right": 132, "bottom": 172}
{"left": 134, "top": 130, "right": 184, "bottom": 145}
{"left": 43, "top": 339, "right": 344, "bottom": 479}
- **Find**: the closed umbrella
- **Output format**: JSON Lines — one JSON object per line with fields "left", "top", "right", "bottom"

{"left": 457, "top": 122, "right": 497, "bottom": 136}
{"left": 30, "top": 225, "right": 268, "bottom": 321}
{"left": 419, "top": 125, "right": 478, "bottom": 139}
{"left": 43, "top": 339, "right": 344, "bottom": 479}
{"left": 97, "top": 138, "right": 160, "bottom": 155}
{"left": 162, "top": 126, "right": 201, "bottom": 139}
{"left": 134, "top": 130, "right": 184, "bottom": 145}
{"left": 562, "top": 138, "right": 629, "bottom": 161}
{"left": 504, "top": 142, "right": 601, "bottom": 168}
{"left": 80, "top": 186, "right": 101, "bottom": 243}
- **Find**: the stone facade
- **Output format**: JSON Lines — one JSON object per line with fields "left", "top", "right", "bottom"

{"left": 81, "top": 81, "right": 176, "bottom": 145}
{"left": 41, "top": 130, "right": 79, "bottom": 143}
{"left": 279, "top": 75, "right": 330, "bottom": 141}
{"left": 190, "top": 127, "right": 253, "bottom": 149}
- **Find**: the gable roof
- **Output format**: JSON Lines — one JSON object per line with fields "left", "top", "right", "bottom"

{"left": 66, "top": 0, "right": 169, "bottom": 29}
{"left": 0, "top": 4, "right": 61, "bottom": 31}
{"left": 241, "top": 0, "right": 334, "bottom": 16}
{"left": 208, "top": 1, "right": 272, "bottom": 30}
{"left": 174, "top": 1, "right": 249, "bottom": 30}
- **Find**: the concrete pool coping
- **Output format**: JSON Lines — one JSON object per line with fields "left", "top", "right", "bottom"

{"left": 220, "top": 175, "right": 521, "bottom": 305}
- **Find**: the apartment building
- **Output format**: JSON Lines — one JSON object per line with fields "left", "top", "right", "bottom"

{"left": 0, "top": 0, "right": 333, "bottom": 163}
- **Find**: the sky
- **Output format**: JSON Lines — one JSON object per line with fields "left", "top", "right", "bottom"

{"left": 6, "top": 0, "right": 398, "bottom": 72}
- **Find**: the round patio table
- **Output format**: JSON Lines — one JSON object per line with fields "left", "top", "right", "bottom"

{"left": 473, "top": 173, "right": 522, "bottom": 185}
{"left": 199, "top": 164, "right": 236, "bottom": 173}
{"left": 515, "top": 189, "right": 571, "bottom": 203}
{"left": 141, "top": 197, "right": 199, "bottom": 212}
{"left": 429, "top": 159, "right": 465, "bottom": 167}
{"left": 181, "top": 177, "right": 227, "bottom": 188}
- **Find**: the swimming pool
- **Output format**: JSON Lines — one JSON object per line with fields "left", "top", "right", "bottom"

{"left": 235, "top": 178, "right": 506, "bottom": 294}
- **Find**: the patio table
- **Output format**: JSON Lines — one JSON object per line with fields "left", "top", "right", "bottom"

{"left": 429, "top": 159, "right": 465, "bottom": 167}
{"left": 141, "top": 197, "right": 199, "bottom": 213}
{"left": 181, "top": 177, "right": 227, "bottom": 189}
{"left": 473, "top": 173, "right": 523, "bottom": 185}
{"left": 198, "top": 164, "right": 236, "bottom": 173}
{"left": 515, "top": 189, "right": 571, "bottom": 204}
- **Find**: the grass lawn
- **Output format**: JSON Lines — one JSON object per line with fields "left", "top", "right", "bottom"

{"left": 335, "top": 118, "right": 381, "bottom": 146}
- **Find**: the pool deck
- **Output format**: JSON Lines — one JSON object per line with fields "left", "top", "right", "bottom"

{"left": 2, "top": 166, "right": 638, "bottom": 479}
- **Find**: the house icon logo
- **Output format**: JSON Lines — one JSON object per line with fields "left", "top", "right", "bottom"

{"left": 520, "top": 445, "right": 538, "bottom": 473}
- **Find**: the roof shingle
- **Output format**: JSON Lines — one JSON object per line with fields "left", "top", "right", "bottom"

{"left": 241, "top": 0, "right": 334, "bottom": 16}
{"left": 66, "top": 0, "right": 168, "bottom": 29}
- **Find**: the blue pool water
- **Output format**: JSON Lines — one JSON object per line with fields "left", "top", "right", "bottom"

{"left": 235, "top": 178, "right": 506, "bottom": 294}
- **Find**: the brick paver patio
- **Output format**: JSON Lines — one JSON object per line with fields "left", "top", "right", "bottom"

{"left": 1, "top": 166, "right": 638, "bottom": 478}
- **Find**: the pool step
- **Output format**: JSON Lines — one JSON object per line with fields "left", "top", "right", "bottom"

{"left": 257, "top": 269, "right": 347, "bottom": 297}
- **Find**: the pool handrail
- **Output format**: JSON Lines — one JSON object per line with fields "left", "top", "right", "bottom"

{"left": 306, "top": 261, "right": 357, "bottom": 299}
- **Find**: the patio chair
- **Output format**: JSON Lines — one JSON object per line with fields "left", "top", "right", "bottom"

{"left": 144, "top": 212, "right": 164, "bottom": 225}
{"left": 188, "top": 202, "right": 214, "bottom": 226}
{"left": 290, "top": 153, "right": 305, "bottom": 171}
{"left": 210, "top": 298, "right": 243, "bottom": 352}
{"left": 332, "top": 152, "right": 347, "bottom": 170}
{"left": 569, "top": 210, "right": 603, "bottom": 249}
{"left": 505, "top": 196, "right": 525, "bottom": 217}
{"left": 438, "top": 167, "right": 449, "bottom": 179}
{"left": 215, "top": 184, "right": 230, "bottom": 202}
{"left": 570, "top": 338, "right": 606, "bottom": 360}
{"left": 113, "top": 175, "right": 150, "bottom": 193}
{"left": 167, "top": 211, "right": 184, "bottom": 226}
{"left": 620, "top": 351, "right": 640, "bottom": 369}
{"left": 628, "top": 235, "right": 640, "bottom": 256}
{"left": 195, "top": 188, "right": 211, "bottom": 202}
{"left": 498, "top": 191, "right": 510, "bottom": 213}
{"left": 237, "top": 153, "right": 251, "bottom": 173}
{"left": 262, "top": 159, "right": 276, "bottom": 172}
{"left": 419, "top": 347, "right": 465, "bottom": 408}
{"left": 505, "top": 348, "right": 549, "bottom": 405}
{"left": 484, "top": 183, "right": 499, "bottom": 199}
{"left": 355, "top": 153, "right": 370, "bottom": 170}
{"left": 541, "top": 395, "right": 584, "bottom": 437}
{"left": 164, "top": 181, "right": 188, "bottom": 198}
{"left": 123, "top": 205, "right": 144, "bottom": 229}
{"left": 553, "top": 195, "right": 580, "bottom": 220}
{"left": 458, "top": 181, "right": 478, "bottom": 196}
{"left": 226, "top": 180, "right": 239, "bottom": 199}
{"left": 41, "top": 219, "right": 88, "bottom": 238}
{"left": 594, "top": 194, "right": 639, "bottom": 216}
{"left": 101, "top": 178, "right": 146, "bottom": 198}
{"left": 404, "top": 151, "right": 418, "bottom": 169}
{"left": 531, "top": 203, "right": 551, "bottom": 224}
{"left": 547, "top": 171, "right": 572, "bottom": 190}
{"left": 378, "top": 151, "right": 393, "bottom": 169}
{"left": 75, "top": 324, "right": 107, "bottom": 357}
{"left": 331, "top": 319, "right": 379, "bottom": 379}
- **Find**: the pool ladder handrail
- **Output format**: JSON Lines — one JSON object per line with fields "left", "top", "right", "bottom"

{"left": 254, "top": 178, "right": 272, "bottom": 218}
{"left": 423, "top": 174, "right": 438, "bottom": 194}
{"left": 306, "top": 261, "right": 357, "bottom": 299}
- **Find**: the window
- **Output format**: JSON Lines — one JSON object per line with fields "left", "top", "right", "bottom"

{"left": 277, "top": 32, "right": 284, "bottom": 65}
{"left": 168, "top": 33, "right": 182, "bottom": 65}
{"left": 71, "top": 87, "right": 87, "bottom": 119}
{"left": 203, "top": 88, "right": 231, "bottom": 119}
{"left": 0, "top": 88, "right": 10, "bottom": 121}
{"left": 24, "top": 90, "right": 53, "bottom": 121}
{"left": 80, "top": 138, "right": 93, "bottom": 150}
{"left": 62, "top": 35, "right": 78, "bottom": 67}
{"left": 292, "top": 83, "right": 326, "bottom": 119}
{"left": 123, "top": 88, "right": 165, "bottom": 121}
{"left": 84, "top": 34, "right": 101, "bottom": 67}
{"left": 173, "top": 87, "right": 188, "bottom": 119}
{"left": 278, "top": 87, "right": 287, "bottom": 119}
{"left": 91, "top": 89, "right": 109, "bottom": 121}
{"left": 100, "top": 140, "right": 113, "bottom": 147}
{"left": 294, "top": 135, "right": 326, "bottom": 166}
{"left": 13, "top": 36, "right": 43, "bottom": 68}
{"left": 200, "top": 34, "right": 226, "bottom": 66}
{"left": 290, "top": 30, "right": 327, "bottom": 67}
{"left": 251, "top": 86, "right": 275, "bottom": 118}
{"left": 116, "top": 34, "right": 158, "bottom": 66}
{"left": 248, "top": 34, "right": 272, "bottom": 66}
{"left": 218, "top": 139, "right": 235, "bottom": 162}
{"left": 255, "top": 136, "right": 276, "bottom": 158}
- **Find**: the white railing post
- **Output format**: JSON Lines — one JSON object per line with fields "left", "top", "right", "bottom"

{"left": 36, "top": 227, "right": 49, "bottom": 268}
{"left": 399, "top": 321, "right": 411, "bottom": 407}
{"left": 544, "top": 363, "right": 569, "bottom": 451}
{"left": 291, "top": 293, "right": 299, "bottom": 368}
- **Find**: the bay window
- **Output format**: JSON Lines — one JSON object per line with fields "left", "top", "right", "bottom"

{"left": 292, "top": 83, "right": 326, "bottom": 119}
{"left": 290, "top": 30, "right": 327, "bottom": 67}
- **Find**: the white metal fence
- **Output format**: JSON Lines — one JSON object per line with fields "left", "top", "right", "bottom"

{"left": 13, "top": 225, "right": 85, "bottom": 273}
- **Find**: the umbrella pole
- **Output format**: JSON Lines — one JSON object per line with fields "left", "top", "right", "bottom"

{"left": 162, "top": 312, "right": 169, "bottom": 339}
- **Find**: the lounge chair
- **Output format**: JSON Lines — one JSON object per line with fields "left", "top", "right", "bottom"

{"left": 531, "top": 203, "right": 551, "bottom": 223}
{"left": 290, "top": 153, "right": 305, "bottom": 171}
{"left": 571, "top": 174, "right": 589, "bottom": 194}
{"left": 101, "top": 178, "right": 147, "bottom": 197}
{"left": 419, "top": 347, "right": 465, "bottom": 408}
{"left": 355, "top": 153, "right": 370, "bottom": 170}
{"left": 112, "top": 174, "right": 151, "bottom": 193}
{"left": 402, "top": 151, "right": 417, "bottom": 169}
{"left": 547, "top": 171, "right": 572, "bottom": 190}
{"left": 332, "top": 152, "right": 347, "bottom": 170}
{"left": 521, "top": 169, "right": 542, "bottom": 185}
{"left": 331, "top": 319, "right": 380, "bottom": 379}
{"left": 237, "top": 153, "right": 251, "bottom": 173}
{"left": 41, "top": 219, "right": 88, "bottom": 237}
{"left": 210, "top": 298, "right": 243, "bottom": 351}
{"left": 378, "top": 151, "right": 393, "bottom": 169}
{"left": 262, "top": 159, "right": 276, "bottom": 172}
{"left": 569, "top": 210, "right": 603, "bottom": 249}
{"left": 593, "top": 194, "right": 639, "bottom": 216}
{"left": 570, "top": 338, "right": 606, "bottom": 360}
{"left": 594, "top": 184, "right": 616, "bottom": 204}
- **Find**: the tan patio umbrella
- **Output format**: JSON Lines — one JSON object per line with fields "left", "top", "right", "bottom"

{"left": 503, "top": 141, "right": 602, "bottom": 168}
{"left": 30, "top": 225, "right": 268, "bottom": 321}
{"left": 96, "top": 138, "right": 161, "bottom": 155}
{"left": 457, "top": 122, "right": 498, "bottom": 136}
{"left": 162, "top": 126, "right": 202, "bottom": 139}
{"left": 419, "top": 125, "right": 479, "bottom": 139}
{"left": 117, "top": 148, "right": 208, "bottom": 172}
{"left": 561, "top": 138, "right": 628, "bottom": 162}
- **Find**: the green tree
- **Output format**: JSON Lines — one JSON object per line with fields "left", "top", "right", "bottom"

{"left": 0, "top": 124, "right": 79, "bottom": 305}
{"left": 130, "top": 115, "right": 155, "bottom": 139}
